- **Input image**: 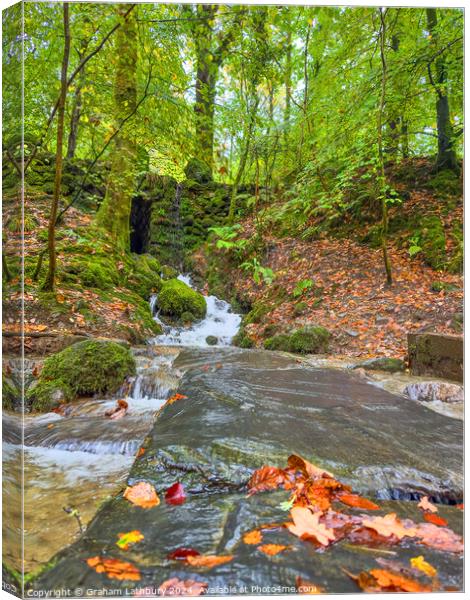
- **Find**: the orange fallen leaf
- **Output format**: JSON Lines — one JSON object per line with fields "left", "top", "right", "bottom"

{"left": 338, "top": 493, "right": 380, "bottom": 510}
{"left": 86, "top": 556, "right": 141, "bottom": 581}
{"left": 157, "top": 578, "right": 207, "bottom": 597}
{"left": 455, "top": 503, "right": 464, "bottom": 510}
{"left": 167, "top": 393, "right": 188, "bottom": 405}
{"left": 247, "top": 465, "right": 287, "bottom": 495}
{"left": 136, "top": 447, "right": 146, "bottom": 458}
{"left": 257, "top": 543, "right": 290, "bottom": 556}
{"left": 415, "top": 522, "right": 463, "bottom": 553}
{"left": 287, "top": 454, "right": 333, "bottom": 480}
{"left": 418, "top": 496, "right": 438, "bottom": 513}
{"left": 361, "top": 513, "right": 417, "bottom": 540}
{"left": 123, "top": 481, "right": 160, "bottom": 509}
{"left": 243, "top": 529, "right": 263, "bottom": 545}
{"left": 116, "top": 530, "right": 144, "bottom": 551}
{"left": 296, "top": 576, "right": 325, "bottom": 594}
{"left": 423, "top": 513, "right": 448, "bottom": 527}
{"left": 347, "top": 568, "right": 432, "bottom": 593}
{"left": 287, "top": 506, "right": 336, "bottom": 546}
{"left": 186, "top": 554, "right": 233, "bottom": 569}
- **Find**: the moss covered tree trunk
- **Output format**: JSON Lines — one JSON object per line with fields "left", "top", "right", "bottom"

{"left": 426, "top": 8, "right": 459, "bottom": 173}
{"left": 96, "top": 5, "right": 137, "bottom": 249}
{"left": 42, "top": 3, "right": 70, "bottom": 292}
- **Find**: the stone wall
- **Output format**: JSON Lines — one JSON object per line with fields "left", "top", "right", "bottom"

{"left": 408, "top": 332, "right": 463, "bottom": 382}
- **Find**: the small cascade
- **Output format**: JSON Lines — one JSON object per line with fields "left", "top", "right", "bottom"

{"left": 152, "top": 274, "right": 241, "bottom": 347}
{"left": 169, "top": 182, "right": 185, "bottom": 270}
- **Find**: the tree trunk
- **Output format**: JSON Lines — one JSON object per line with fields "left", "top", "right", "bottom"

{"left": 42, "top": 3, "right": 70, "bottom": 291}
{"left": 377, "top": 8, "right": 393, "bottom": 286}
{"left": 96, "top": 5, "right": 137, "bottom": 249}
{"left": 284, "top": 23, "right": 292, "bottom": 147}
{"left": 66, "top": 69, "right": 85, "bottom": 159}
{"left": 228, "top": 98, "right": 259, "bottom": 221}
{"left": 426, "top": 8, "right": 459, "bottom": 172}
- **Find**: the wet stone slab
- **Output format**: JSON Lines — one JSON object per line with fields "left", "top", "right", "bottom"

{"left": 34, "top": 348, "right": 463, "bottom": 594}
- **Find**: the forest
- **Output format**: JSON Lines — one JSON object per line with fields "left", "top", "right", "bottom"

{"left": 1, "top": 1, "right": 464, "bottom": 596}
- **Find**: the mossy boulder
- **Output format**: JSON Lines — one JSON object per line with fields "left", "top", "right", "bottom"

{"left": 27, "top": 380, "right": 74, "bottom": 413}
{"left": 160, "top": 265, "right": 178, "bottom": 280}
{"left": 29, "top": 340, "right": 136, "bottom": 412}
{"left": 354, "top": 357, "right": 405, "bottom": 373}
{"left": 264, "top": 326, "right": 330, "bottom": 354}
{"left": 206, "top": 335, "right": 218, "bottom": 346}
{"left": 419, "top": 216, "right": 446, "bottom": 269}
{"left": 158, "top": 278, "right": 206, "bottom": 321}
{"left": 127, "top": 254, "right": 162, "bottom": 299}
{"left": 2, "top": 378, "right": 17, "bottom": 410}
{"left": 245, "top": 300, "right": 271, "bottom": 324}
{"left": 184, "top": 157, "right": 212, "bottom": 184}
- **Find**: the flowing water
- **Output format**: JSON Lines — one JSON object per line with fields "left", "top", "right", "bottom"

{"left": 2, "top": 275, "right": 464, "bottom": 592}
{"left": 151, "top": 274, "right": 242, "bottom": 347}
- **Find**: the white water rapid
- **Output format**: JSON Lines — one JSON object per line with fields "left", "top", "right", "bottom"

{"left": 151, "top": 274, "right": 241, "bottom": 347}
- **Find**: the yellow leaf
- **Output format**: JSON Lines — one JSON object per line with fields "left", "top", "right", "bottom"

{"left": 410, "top": 556, "right": 437, "bottom": 578}
{"left": 116, "top": 530, "right": 144, "bottom": 551}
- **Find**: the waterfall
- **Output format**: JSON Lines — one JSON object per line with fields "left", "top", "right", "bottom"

{"left": 169, "top": 182, "right": 185, "bottom": 270}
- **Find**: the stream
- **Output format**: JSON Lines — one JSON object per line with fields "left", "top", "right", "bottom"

{"left": 2, "top": 275, "right": 463, "bottom": 592}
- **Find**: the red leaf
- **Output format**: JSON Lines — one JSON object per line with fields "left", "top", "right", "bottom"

{"left": 423, "top": 513, "right": 448, "bottom": 527}
{"left": 167, "top": 548, "right": 201, "bottom": 561}
{"left": 165, "top": 482, "right": 186, "bottom": 505}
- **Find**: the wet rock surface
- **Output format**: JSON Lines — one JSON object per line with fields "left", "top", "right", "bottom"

{"left": 34, "top": 348, "right": 463, "bottom": 594}
{"left": 405, "top": 381, "right": 464, "bottom": 404}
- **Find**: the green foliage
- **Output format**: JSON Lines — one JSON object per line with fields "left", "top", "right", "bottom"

{"left": 427, "top": 169, "right": 462, "bottom": 197}
{"left": 158, "top": 278, "right": 207, "bottom": 321}
{"left": 185, "top": 158, "right": 213, "bottom": 184}
{"left": 240, "top": 258, "right": 275, "bottom": 285}
{"left": 2, "top": 378, "right": 17, "bottom": 410}
{"left": 418, "top": 216, "right": 446, "bottom": 269}
{"left": 38, "top": 340, "right": 136, "bottom": 399}
{"left": 292, "top": 279, "right": 314, "bottom": 298}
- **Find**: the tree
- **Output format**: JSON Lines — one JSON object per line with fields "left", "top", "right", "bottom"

{"left": 42, "top": 3, "right": 70, "bottom": 291}
{"left": 426, "top": 8, "right": 459, "bottom": 172}
{"left": 189, "top": 4, "right": 242, "bottom": 173}
{"left": 96, "top": 5, "right": 138, "bottom": 249}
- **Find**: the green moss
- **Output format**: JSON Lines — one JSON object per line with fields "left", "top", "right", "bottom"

{"left": 264, "top": 326, "right": 330, "bottom": 354}
{"left": 293, "top": 301, "right": 308, "bottom": 316}
{"left": 206, "top": 335, "right": 218, "bottom": 346}
{"left": 430, "top": 281, "right": 458, "bottom": 293}
{"left": 289, "top": 326, "right": 330, "bottom": 353}
{"left": 233, "top": 331, "right": 255, "bottom": 348}
{"left": 427, "top": 169, "right": 462, "bottom": 197}
{"left": 158, "top": 278, "right": 206, "bottom": 321}
{"left": 38, "top": 340, "right": 136, "bottom": 400}
{"left": 2, "top": 379, "right": 17, "bottom": 410}
{"left": 181, "top": 311, "right": 196, "bottom": 323}
{"left": 160, "top": 264, "right": 178, "bottom": 280}
{"left": 264, "top": 334, "right": 292, "bottom": 351}
{"left": 245, "top": 300, "right": 271, "bottom": 324}
{"left": 127, "top": 254, "right": 162, "bottom": 299}
{"left": 420, "top": 216, "right": 446, "bottom": 269}
{"left": 354, "top": 357, "right": 404, "bottom": 373}
{"left": 184, "top": 158, "right": 212, "bottom": 183}
{"left": 27, "top": 379, "right": 74, "bottom": 413}
{"left": 62, "top": 255, "right": 119, "bottom": 290}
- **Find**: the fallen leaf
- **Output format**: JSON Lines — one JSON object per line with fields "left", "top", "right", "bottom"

{"left": 157, "top": 577, "right": 207, "bottom": 596}
{"left": 361, "top": 513, "right": 417, "bottom": 540}
{"left": 296, "top": 576, "right": 325, "bottom": 594}
{"left": 167, "top": 393, "right": 188, "bottom": 405}
{"left": 86, "top": 556, "right": 141, "bottom": 581}
{"left": 116, "top": 530, "right": 144, "bottom": 551}
{"left": 287, "top": 506, "right": 336, "bottom": 546}
{"left": 257, "top": 543, "right": 290, "bottom": 556}
{"left": 247, "top": 465, "right": 287, "bottom": 495}
{"left": 423, "top": 513, "right": 448, "bottom": 527}
{"left": 167, "top": 548, "right": 201, "bottom": 561}
{"left": 165, "top": 482, "right": 186, "bottom": 505}
{"left": 415, "top": 522, "right": 463, "bottom": 553}
{"left": 186, "top": 554, "right": 233, "bottom": 568}
{"left": 243, "top": 529, "right": 263, "bottom": 545}
{"left": 287, "top": 454, "right": 333, "bottom": 479}
{"left": 347, "top": 568, "right": 432, "bottom": 593}
{"left": 455, "top": 503, "right": 464, "bottom": 510}
{"left": 338, "top": 493, "right": 380, "bottom": 510}
{"left": 123, "top": 481, "right": 160, "bottom": 509}
{"left": 418, "top": 496, "right": 438, "bottom": 513}
{"left": 136, "top": 447, "right": 145, "bottom": 458}
{"left": 410, "top": 555, "right": 437, "bottom": 578}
